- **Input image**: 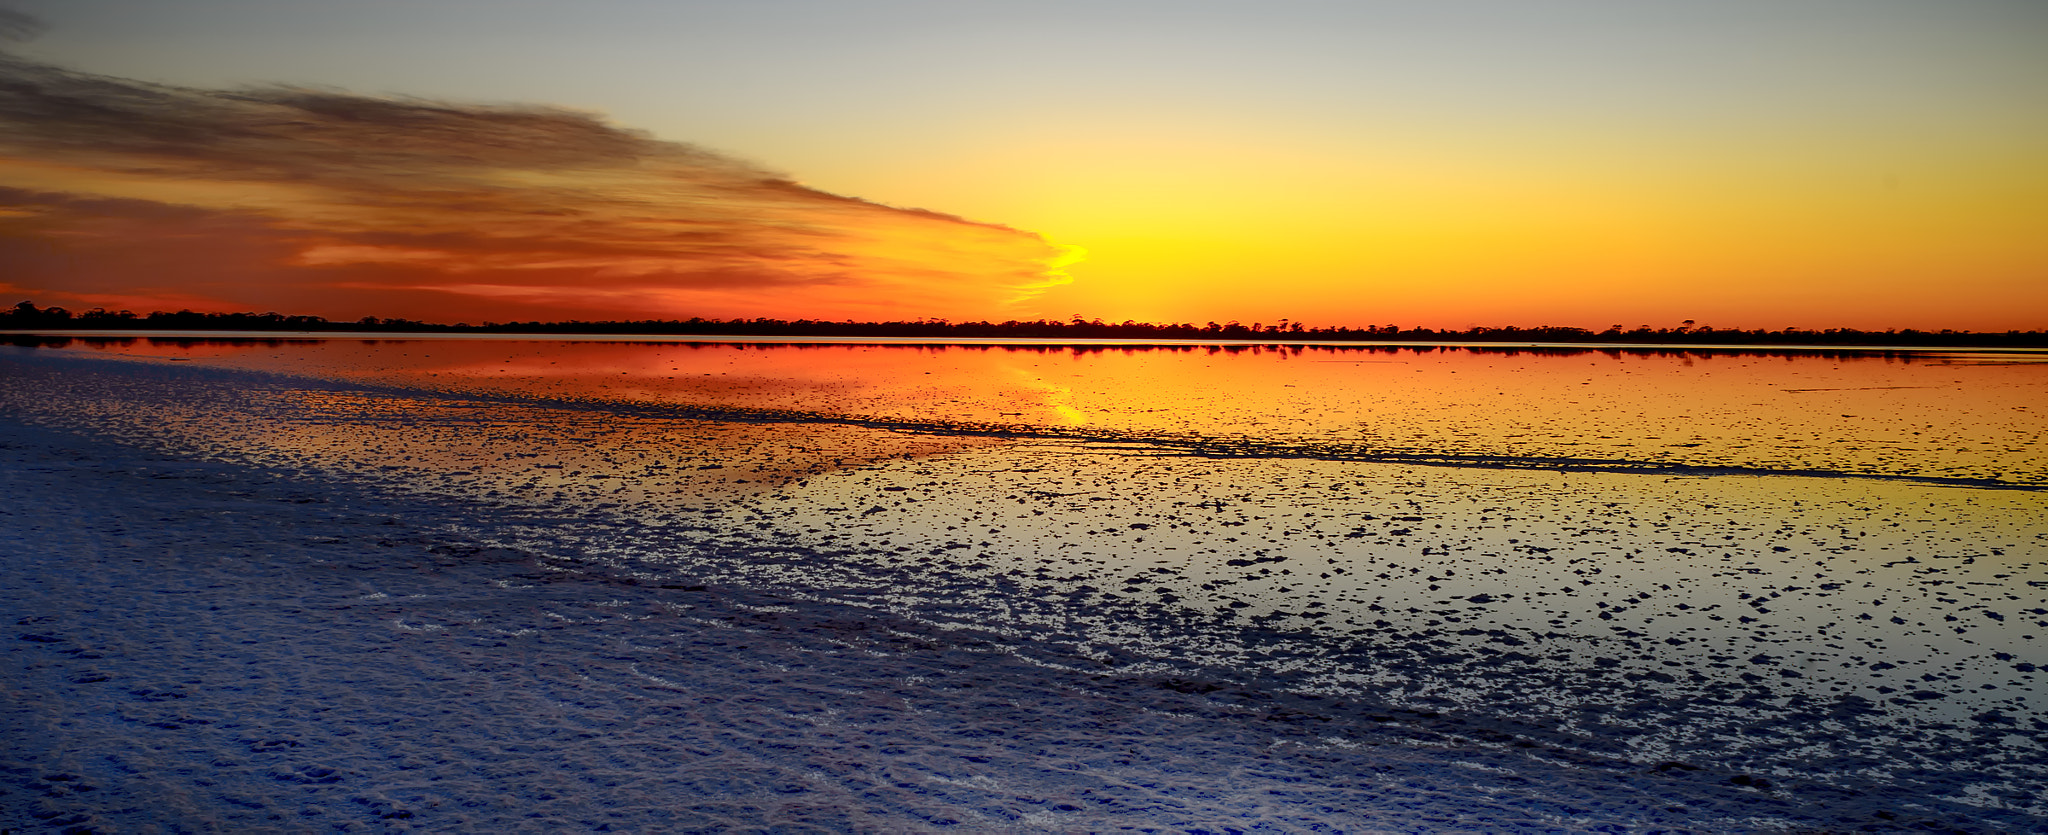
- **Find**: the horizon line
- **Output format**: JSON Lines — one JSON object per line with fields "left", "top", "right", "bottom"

{"left": 5, "top": 301, "right": 2044, "bottom": 342}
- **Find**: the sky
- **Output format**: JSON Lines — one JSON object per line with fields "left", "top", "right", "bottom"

{"left": 2, "top": 0, "right": 2044, "bottom": 330}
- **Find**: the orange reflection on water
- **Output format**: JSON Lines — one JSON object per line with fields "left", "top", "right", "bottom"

{"left": 32, "top": 335, "right": 2048, "bottom": 485}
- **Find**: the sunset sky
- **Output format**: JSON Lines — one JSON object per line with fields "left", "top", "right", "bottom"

{"left": 2, "top": 0, "right": 2044, "bottom": 330}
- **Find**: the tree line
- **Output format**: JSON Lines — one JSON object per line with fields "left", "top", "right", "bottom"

{"left": 4, "top": 301, "right": 2042, "bottom": 347}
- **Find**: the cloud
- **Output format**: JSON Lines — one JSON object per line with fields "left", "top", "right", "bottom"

{"left": 0, "top": 47, "right": 1076, "bottom": 321}
{"left": 0, "top": 8, "right": 41, "bottom": 43}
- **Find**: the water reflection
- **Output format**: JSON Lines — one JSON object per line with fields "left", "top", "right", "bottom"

{"left": 23, "top": 334, "right": 2048, "bottom": 486}
{"left": 2, "top": 336, "right": 2044, "bottom": 819}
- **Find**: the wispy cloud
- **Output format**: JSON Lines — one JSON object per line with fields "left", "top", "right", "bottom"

{"left": 0, "top": 30, "right": 1074, "bottom": 321}
{"left": 0, "top": 8, "right": 40, "bottom": 43}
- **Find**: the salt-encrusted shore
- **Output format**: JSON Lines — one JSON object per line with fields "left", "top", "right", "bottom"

{"left": 7, "top": 339, "right": 2043, "bottom": 833}
{"left": 1, "top": 416, "right": 1956, "bottom": 833}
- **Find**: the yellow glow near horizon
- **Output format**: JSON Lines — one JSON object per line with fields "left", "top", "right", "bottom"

{"left": 804, "top": 110, "right": 2048, "bottom": 329}
{"left": 8, "top": 1, "right": 2046, "bottom": 330}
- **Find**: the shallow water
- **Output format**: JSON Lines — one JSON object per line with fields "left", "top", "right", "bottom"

{"left": 27, "top": 334, "right": 2048, "bottom": 485}
{"left": 4, "top": 335, "right": 2045, "bottom": 829}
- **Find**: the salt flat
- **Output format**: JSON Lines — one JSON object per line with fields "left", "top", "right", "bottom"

{"left": 3, "top": 342, "right": 2042, "bottom": 832}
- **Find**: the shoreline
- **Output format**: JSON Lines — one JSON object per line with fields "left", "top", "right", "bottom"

{"left": 8, "top": 328, "right": 2048, "bottom": 355}
{"left": 3, "top": 418, "right": 1977, "bottom": 832}
{"left": 4, "top": 346, "right": 2041, "bottom": 832}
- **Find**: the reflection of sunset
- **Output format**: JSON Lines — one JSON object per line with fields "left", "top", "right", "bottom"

{"left": 6, "top": 5, "right": 2044, "bottom": 828}
{"left": 8, "top": 331, "right": 2045, "bottom": 830}
{"left": 51, "top": 337, "right": 2048, "bottom": 486}
{"left": 1003, "top": 367, "right": 1088, "bottom": 426}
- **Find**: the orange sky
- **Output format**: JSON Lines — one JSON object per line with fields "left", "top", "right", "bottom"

{"left": 3, "top": 2, "right": 2045, "bottom": 330}
{"left": 0, "top": 68, "right": 1076, "bottom": 324}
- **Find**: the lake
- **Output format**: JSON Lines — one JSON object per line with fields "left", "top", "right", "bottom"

{"left": 3, "top": 334, "right": 2043, "bottom": 831}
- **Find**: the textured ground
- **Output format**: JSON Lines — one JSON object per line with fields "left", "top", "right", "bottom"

{"left": 1, "top": 420, "right": 1956, "bottom": 834}
{"left": 4, "top": 345, "right": 2040, "bottom": 833}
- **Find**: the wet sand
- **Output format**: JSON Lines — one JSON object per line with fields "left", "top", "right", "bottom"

{"left": 3, "top": 343, "right": 2043, "bottom": 832}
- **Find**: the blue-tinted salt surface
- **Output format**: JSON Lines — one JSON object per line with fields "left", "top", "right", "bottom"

{"left": 3, "top": 340, "right": 2044, "bottom": 832}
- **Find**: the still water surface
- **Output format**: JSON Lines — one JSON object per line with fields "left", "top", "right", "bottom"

{"left": 7, "top": 334, "right": 2046, "bottom": 821}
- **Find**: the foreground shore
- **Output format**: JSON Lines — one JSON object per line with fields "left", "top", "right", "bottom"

{"left": 4, "top": 417, "right": 1962, "bottom": 833}
{"left": 5, "top": 343, "right": 2041, "bottom": 832}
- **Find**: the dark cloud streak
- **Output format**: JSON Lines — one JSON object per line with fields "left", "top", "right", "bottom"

{"left": 0, "top": 43, "right": 1071, "bottom": 321}
{"left": 0, "top": 53, "right": 750, "bottom": 191}
{"left": 0, "top": 8, "right": 41, "bottom": 43}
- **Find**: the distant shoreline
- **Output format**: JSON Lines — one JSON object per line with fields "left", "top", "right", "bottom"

{"left": 5, "top": 328, "right": 2047, "bottom": 355}
{"left": 3, "top": 303, "right": 2043, "bottom": 348}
